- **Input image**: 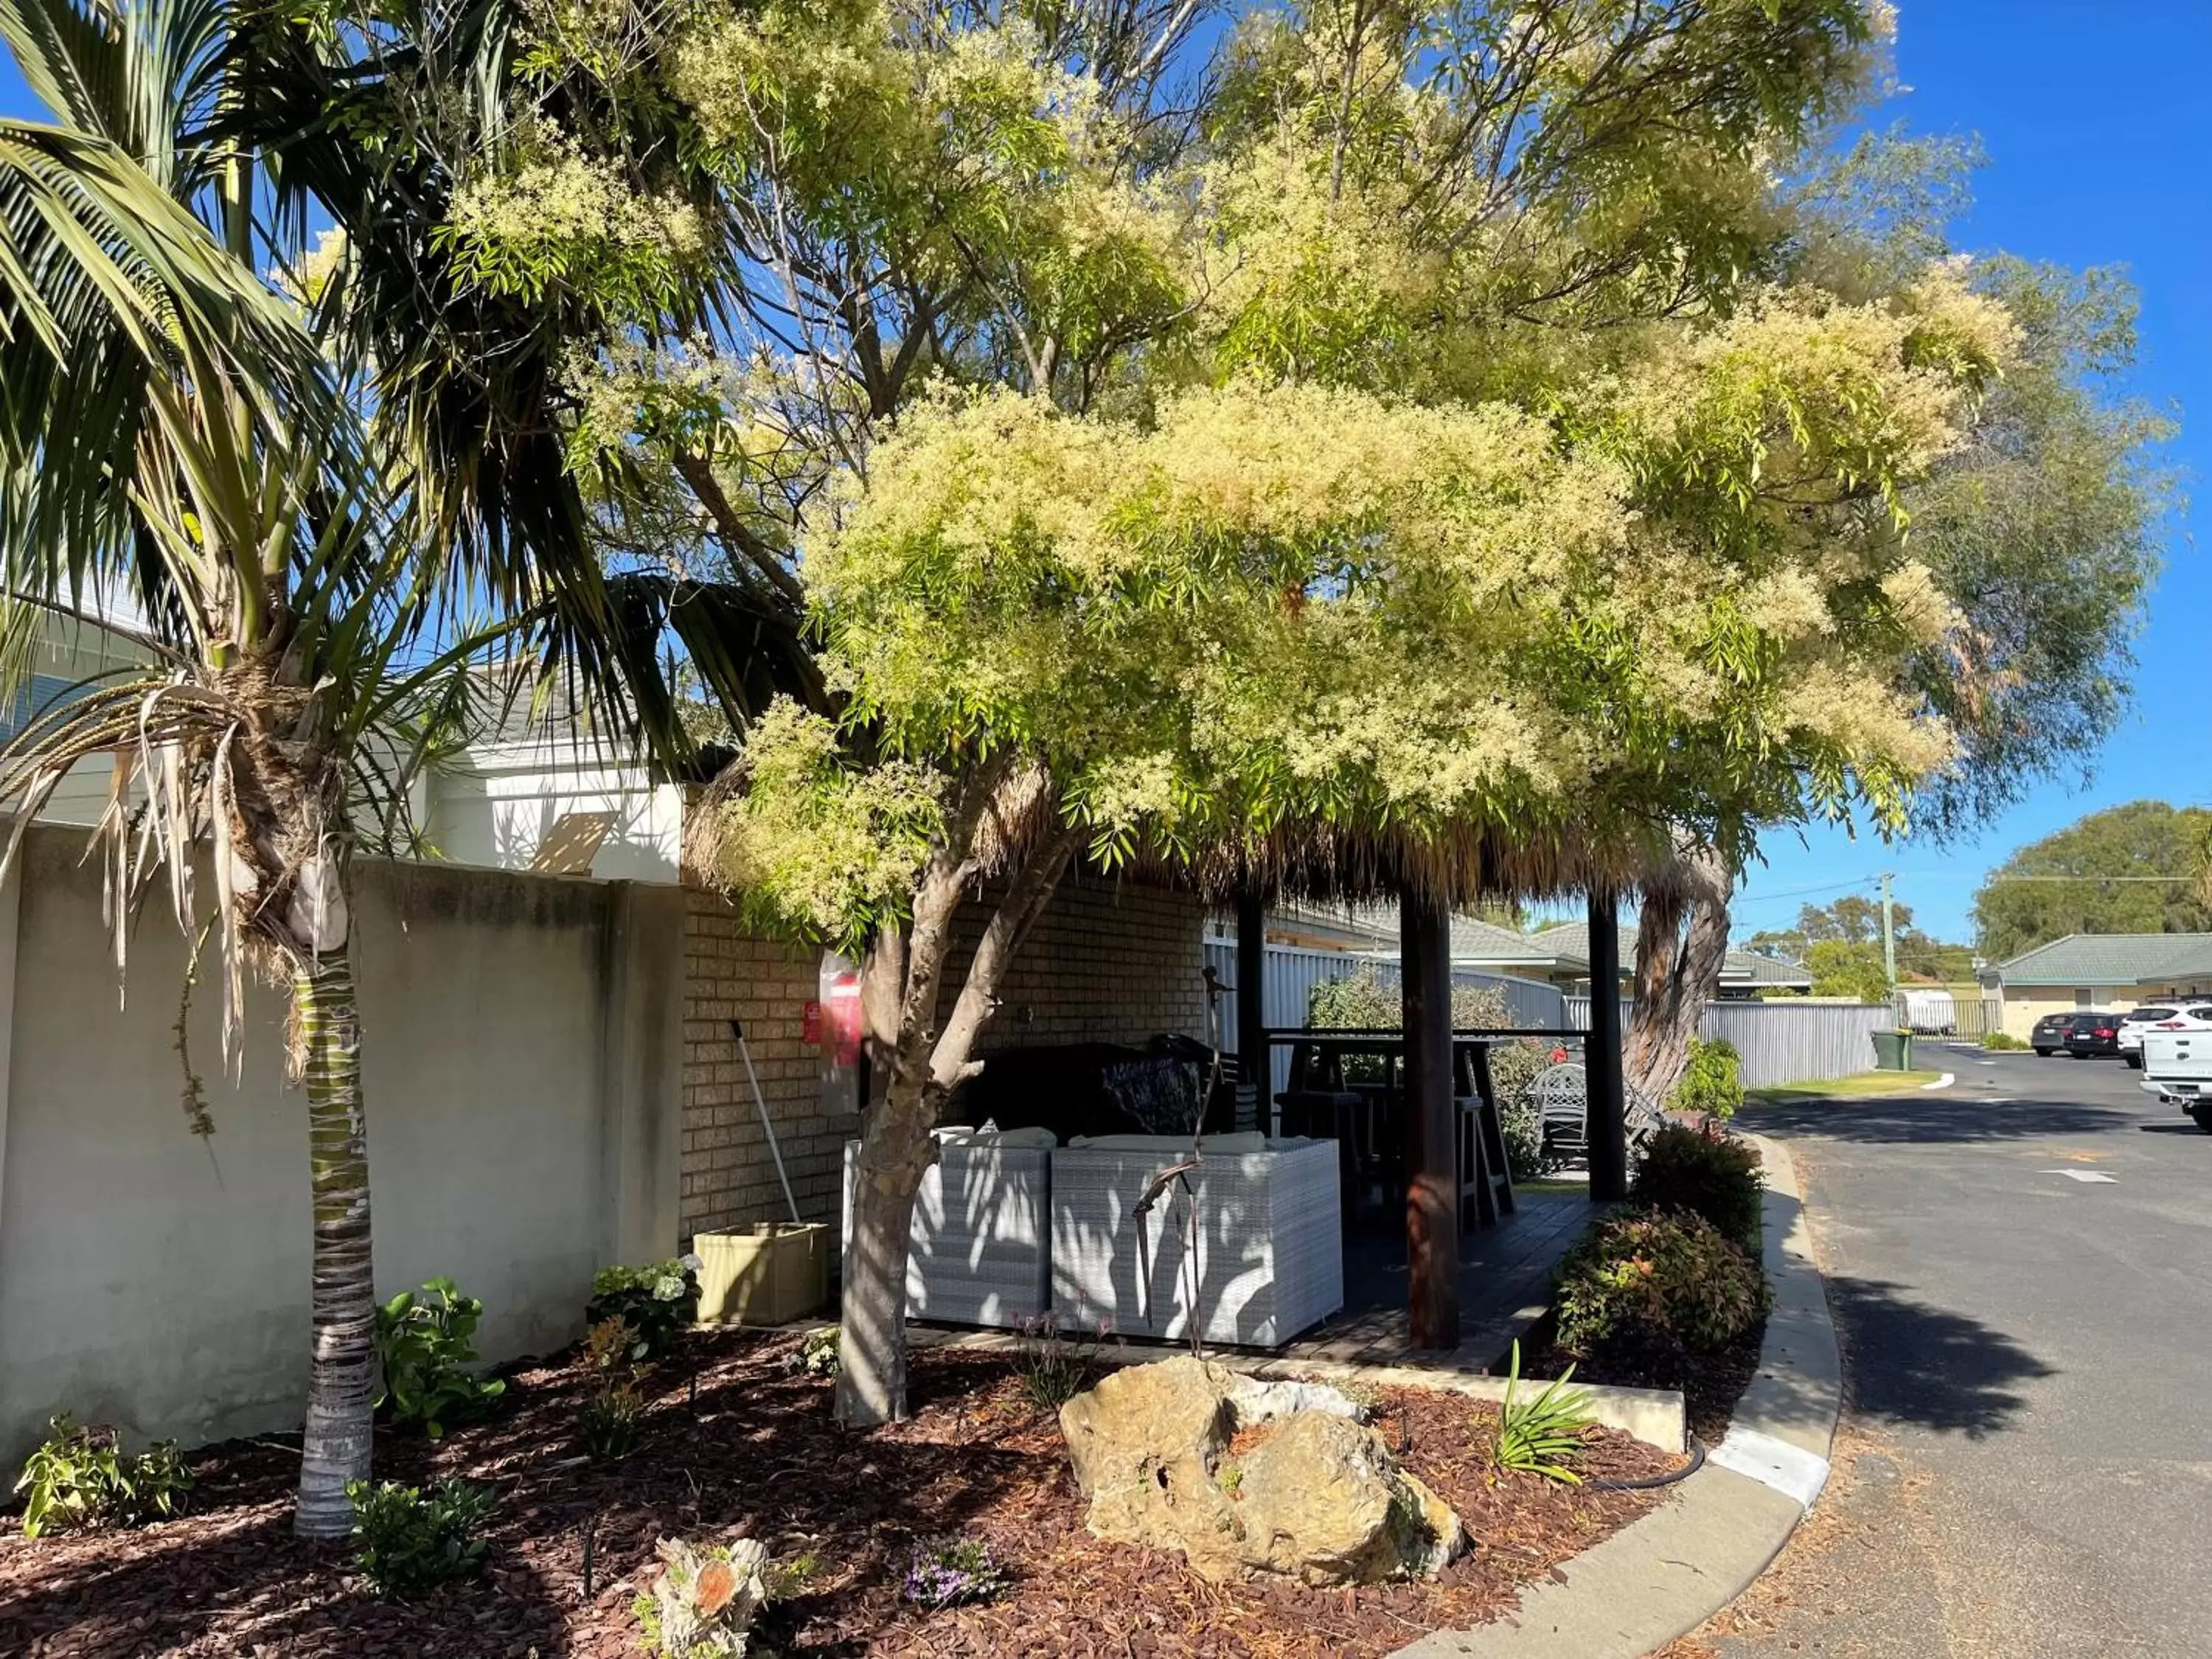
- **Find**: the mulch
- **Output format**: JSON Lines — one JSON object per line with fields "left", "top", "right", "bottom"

{"left": 0, "top": 1331, "right": 1691, "bottom": 1658}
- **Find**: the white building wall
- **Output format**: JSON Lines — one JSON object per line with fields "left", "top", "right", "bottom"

{"left": 422, "top": 740, "right": 684, "bottom": 883}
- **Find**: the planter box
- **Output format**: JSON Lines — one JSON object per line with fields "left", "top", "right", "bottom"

{"left": 694, "top": 1223, "right": 831, "bottom": 1326}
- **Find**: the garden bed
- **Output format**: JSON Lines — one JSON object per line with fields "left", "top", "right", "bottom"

{"left": 1509, "top": 1312, "right": 1767, "bottom": 1449}
{"left": 0, "top": 1331, "right": 1689, "bottom": 1658}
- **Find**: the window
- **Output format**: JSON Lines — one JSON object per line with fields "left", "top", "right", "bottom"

{"left": 2073, "top": 988, "right": 2094, "bottom": 1008}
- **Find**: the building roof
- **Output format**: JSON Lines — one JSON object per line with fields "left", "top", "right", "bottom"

{"left": 1527, "top": 921, "right": 1814, "bottom": 990}
{"left": 1264, "top": 904, "right": 1587, "bottom": 967}
{"left": 1993, "top": 933, "right": 2212, "bottom": 988}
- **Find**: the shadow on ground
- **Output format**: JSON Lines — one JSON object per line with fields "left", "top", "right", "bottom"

{"left": 1826, "top": 1273, "right": 2054, "bottom": 1438}
{"left": 1739, "top": 1095, "right": 2132, "bottom": 1146}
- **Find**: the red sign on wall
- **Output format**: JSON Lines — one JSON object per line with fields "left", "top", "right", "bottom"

{"left": 801, "top": 999, "right": 823, "bottom": 1046}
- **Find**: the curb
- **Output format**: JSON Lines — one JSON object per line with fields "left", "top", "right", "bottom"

{"left": 1393, "top": 1133, "right": 1842, "bottom": 1659}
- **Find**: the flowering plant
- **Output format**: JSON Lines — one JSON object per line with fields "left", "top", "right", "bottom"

{"left": 900, "top": 1534, "right": 1007, "bottom": 1610}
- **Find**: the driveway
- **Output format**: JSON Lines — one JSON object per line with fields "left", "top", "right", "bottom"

{"left": 1674, "top": 1046, "right": 2212, "bottom": 1659}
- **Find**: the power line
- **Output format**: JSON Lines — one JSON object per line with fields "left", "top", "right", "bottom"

{"left": 1973, "top": 874, "right": 2202, "bottom": 884}
{"left": 1731, "top": 877, "right": 1880, "bottom": 907}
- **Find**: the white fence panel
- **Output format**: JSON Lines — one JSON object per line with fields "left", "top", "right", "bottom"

{"left": 1562, "top": 996, "right": 1893, "bottom": 1089}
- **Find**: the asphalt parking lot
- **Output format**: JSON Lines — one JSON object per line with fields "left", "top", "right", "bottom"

{"left": 1689, "top": 1046, "right": 2212, "bottom": 1659}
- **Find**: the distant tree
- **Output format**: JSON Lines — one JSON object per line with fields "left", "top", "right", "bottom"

{"left": 1747, "top": 895, "right": 1972, "bottom": 981}
{"left": 1806, "top": 941, "right": 1892, "bottom": 1002}
{"left": 1972, "top": 801, "right": 2212, "bottom": 960}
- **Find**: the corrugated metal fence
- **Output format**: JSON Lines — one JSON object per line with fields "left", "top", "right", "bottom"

{"left": 1563, "top": 997, "right": 1894, "bottom": 1089}
{"left": 1201, "top": 939, "right": 1568, "bottom": 1098}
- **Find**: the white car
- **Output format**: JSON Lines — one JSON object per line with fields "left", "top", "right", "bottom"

{"left": 2119, "top": 1003, "right": 2212, "bottom": 1068}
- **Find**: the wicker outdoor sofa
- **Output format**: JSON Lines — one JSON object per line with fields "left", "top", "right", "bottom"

{"left": 837, "top": 1130, "right": 1345, "bottom": 1346}
{"left": 839, "top": 1127, "right": 1055, "bottom": 1329}
{"left": 1048, "top": 1134, "right": 1344, "bottom": 1347}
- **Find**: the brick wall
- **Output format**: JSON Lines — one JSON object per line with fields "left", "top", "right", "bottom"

{"left": 678, "top": 874, "right": 1209, "bottom": 1242}
{"left": 937, "top": 873, "right": 1212, "bottom": 1054}
{"left": 680, "top": 891, "right": 850, "bottom": 1239}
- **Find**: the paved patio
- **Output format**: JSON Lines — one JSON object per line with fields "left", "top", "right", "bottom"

{"left": 1279, "top": 1185, "right": 1596, "bottom": 1371}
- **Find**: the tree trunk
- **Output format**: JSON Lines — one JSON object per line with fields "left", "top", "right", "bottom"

{"left": 832, "top": 810, "right": 1079, "bottom": 1428}
{"left": 293, "top": 954, "right": 377, "bottom": 1540}
{"left": 834, "top": 1074, "right": 938, "bottom": 1427}
{"left": 1623, "top": 841, "right": 1734, "bottom": 1108}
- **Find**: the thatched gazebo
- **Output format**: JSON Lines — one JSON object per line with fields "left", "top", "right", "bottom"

{"left": 1186, "top": 815, "right": 1678, "bottom": 1349}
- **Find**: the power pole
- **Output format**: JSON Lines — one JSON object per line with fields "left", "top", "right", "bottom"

{"left": 1879, "top": 872, "right": 1898, "bottom": 991}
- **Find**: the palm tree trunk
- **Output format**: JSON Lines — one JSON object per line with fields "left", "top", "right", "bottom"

{"left": 293, "top": 954, "right": 375, "bottom": 1540}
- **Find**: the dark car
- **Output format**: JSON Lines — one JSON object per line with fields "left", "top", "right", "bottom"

{"left": 2030, "top": 1012, "right": 2073, "bottom": 1056}
{"left": 2060, "top": 1012, "right": 2123, "bottom": 1059}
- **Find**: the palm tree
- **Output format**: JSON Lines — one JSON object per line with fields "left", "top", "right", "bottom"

{"left": 0, "top": 6, "right": 585, "bottom": 1536}
{"left": 0, "top": 0, "right": 821, "bottom": 1535}
{"left": 0, "top": 113, "right": 529, "bottom": 1534}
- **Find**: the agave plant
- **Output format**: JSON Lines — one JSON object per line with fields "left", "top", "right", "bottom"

{"left": 1493, "top": 1340, "right": 1597, "bottom": 1485}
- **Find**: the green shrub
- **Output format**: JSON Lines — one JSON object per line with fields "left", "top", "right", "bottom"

{"left": 1982, "top": 1031, "right": 2027, "bottom": 1051}
{"left": 587, "top": 1256, "right": 702, "bottom": 1361}
{"left": 1630, "top": 1121, "right": 1764, "bottom": 1251}
{"left": 374, "top": 1277, "right": 507, "bottom": 1438}
{"left": 1494, "top": 1340, "right": 1594, "bottom": 1484}
{"left": 347, "top": 1478, "right": 495, "bottom": 1599}
{"left": 1554, "top": 1210, "right": 1768, "bottom": 1360}
{"left": 1672, "top": 1037, "right": 1744, "bottom": 1119}
{"left": 12, "top": 1416, "right": 192, "bottom": 1537}
{"left": 786, "top": 1324, "right": 842, "bottom": 1378}
{"left": 1308, "top": 970, "right": 1521, "bottom": 1034}
{"left": 1012, "top": 1317, "right": 1110, "bottom": 1411}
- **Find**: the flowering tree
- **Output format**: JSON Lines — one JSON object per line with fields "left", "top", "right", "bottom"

{"left": 392, "top": 0, "right": 2037, "bottom": 1423}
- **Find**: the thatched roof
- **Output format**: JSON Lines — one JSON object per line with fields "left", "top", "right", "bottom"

{"left": 1146, "top": 813, "right": 1684, "bottom": 910}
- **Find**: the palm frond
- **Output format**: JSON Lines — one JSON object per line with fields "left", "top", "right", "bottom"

{"left": 0, "top": 117, "right": 334, "bottom": 627}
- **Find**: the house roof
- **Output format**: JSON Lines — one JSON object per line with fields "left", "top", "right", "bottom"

{"left": 1993, "top": 933, "right": 2212, "bottom": 988}
{"left": 1264, "top": 904, "right": 1586, "bottom": 967}
{"left": 1526, "top": 921, "right": 1815, "bottom": 989}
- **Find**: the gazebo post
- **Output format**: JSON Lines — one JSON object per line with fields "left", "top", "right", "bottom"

{"left": 1401, "top": 885, "right": 1459, "bottom": 1349}
{"left": 1234, "top": 888, "right": 1269, "bottom": 1133}
{"left": 1585, "top": 887, "right": 1630, "bottom": 1202}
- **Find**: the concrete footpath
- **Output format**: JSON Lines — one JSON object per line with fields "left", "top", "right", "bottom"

{"left": 1395, "top": 1135, "right": 1841, "bottom": 1659}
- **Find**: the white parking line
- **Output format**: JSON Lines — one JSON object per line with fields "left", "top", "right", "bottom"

{"left": 1923, "top": 1072, "right": 1955, "bottom": 1090}
{"left": 2038, "top": 1169, "right": 2118, "bottom": 1183}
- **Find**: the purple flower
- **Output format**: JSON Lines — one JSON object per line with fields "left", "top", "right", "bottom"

{"left": 900, "top": 1536, "right": 1006, "bottom": 1609}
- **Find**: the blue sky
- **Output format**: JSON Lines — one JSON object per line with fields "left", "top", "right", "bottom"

{"left": 1, "top": 4, "right": 2201, "bottom": 950}
{"left": 1728, "top": 1, "right": 2211, "bottom": 950}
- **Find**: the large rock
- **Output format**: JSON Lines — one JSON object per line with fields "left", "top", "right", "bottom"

{"left": 1059, "top": 1356, "right": 1466, "bottom": 1585}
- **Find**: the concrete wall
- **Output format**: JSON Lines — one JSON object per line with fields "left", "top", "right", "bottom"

{"left": 0, "top": 827, "right": 684, "bottom": 1463}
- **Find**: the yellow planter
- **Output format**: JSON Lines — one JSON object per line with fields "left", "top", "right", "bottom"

{"left": 693, "top": 1223, "right": 830, "bottom": 1326}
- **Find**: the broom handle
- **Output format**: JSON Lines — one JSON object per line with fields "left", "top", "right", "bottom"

{"left": 731, "top": 1018, "right": 803, "bottom": 1223}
